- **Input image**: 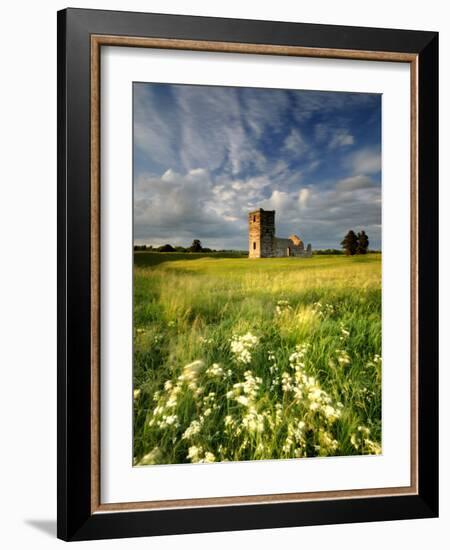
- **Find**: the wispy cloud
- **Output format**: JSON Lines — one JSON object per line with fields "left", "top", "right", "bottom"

{"left": 346, "top": 147, "right": 382, "bottom": 175}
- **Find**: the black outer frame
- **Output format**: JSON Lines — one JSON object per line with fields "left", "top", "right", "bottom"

{"left": 57, "top": 8, "right": 438, "bottom": 542}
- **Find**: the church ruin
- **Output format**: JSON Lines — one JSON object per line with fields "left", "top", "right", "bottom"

{"left": 248, "top": 208, "right": 312, "bottom": 259}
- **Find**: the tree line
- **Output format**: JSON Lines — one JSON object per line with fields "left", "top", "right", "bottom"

{"left": 340, "top": 230, "right": 369, "bottom": 256}
{"left": 134, "top": 239, "right": 215, "bottom": 253}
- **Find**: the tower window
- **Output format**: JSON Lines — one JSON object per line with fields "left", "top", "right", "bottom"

{"left": 253, "top": 215, "right": 256, "bottom": 222}
{"left": 253, "top": 242, "right": 256, "bottom": 250}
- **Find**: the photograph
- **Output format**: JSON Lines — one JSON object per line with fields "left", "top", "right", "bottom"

{"left": 132, "top": 82, "right": 383, "bottom": 466}
{"left": 50, "top": 4, "right": 438, "bottom": 542}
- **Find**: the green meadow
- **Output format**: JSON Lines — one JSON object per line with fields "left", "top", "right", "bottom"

{"left": 133, "top": 252, "right": 382, "bottom": 466}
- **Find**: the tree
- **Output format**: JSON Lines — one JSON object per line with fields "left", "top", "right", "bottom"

{"left": 158, "top": 244, "right": 175, "bottom": 252}
{"left": 341, "top": 230, "right": 358, "bottom": 256}
{"left": 189, "top": 239, "right": 203, "bottom": 253}
{"left": 357, "top": 231, "right": 369, "bottom": 254}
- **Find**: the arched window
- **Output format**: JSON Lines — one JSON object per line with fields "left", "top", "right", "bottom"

{"left": 253, "top": 215, "right": 256, "bottom": 222}
{"left": 253, "top": 242, "right": 256, "bottom": 250}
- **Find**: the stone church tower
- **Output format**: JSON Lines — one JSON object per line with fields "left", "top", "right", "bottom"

{"left": 248, "top": 209, "right": 275, "bottom": 258}
{"left": 248, "top": 208, "right": 312, "bottom": 258}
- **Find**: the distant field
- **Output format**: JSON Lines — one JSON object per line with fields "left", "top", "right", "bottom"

{"left": 133, "top": 252, "right": 382, "bottom": 465}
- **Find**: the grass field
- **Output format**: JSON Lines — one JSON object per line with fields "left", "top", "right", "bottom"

{"left": 133, "top": 252, "right": 382, "bottom": 466}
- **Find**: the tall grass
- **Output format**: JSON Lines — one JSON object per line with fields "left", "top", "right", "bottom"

{"left": 133, "top": 253, "right": 381, "bottom": 465}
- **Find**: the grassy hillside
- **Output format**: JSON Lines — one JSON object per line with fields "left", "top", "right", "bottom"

{"left": 133, "top": 252, "right": 382, "bottom": 465}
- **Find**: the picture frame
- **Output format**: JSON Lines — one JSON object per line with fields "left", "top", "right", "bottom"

{"left": 57, "top": 7, "right": 438, "bottom": 541}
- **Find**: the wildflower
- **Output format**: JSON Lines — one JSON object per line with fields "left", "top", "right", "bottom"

{"left": 224, "top": 415, "right": 234, "bottom": 427}
{"left": 365, "top": 439, "right": 382, "bottom": 455}
{"left": 289, "top": 343, "right": 309, "bottom": 370}
{"left": 339, "top": 324, "right": 350, "bottom": 341}
{"left": 180, "top": 360, "right": 204, "bottom": 381}
{"left": 133, "top": 389, "right": 141, "bottom": 400}
{"left": 157, "top": 413, "right": 179, "bottom": 429}
{"left": 323, "top": 405, "right": 340, "bottom": 421}
{"left": 203, "top": 391, "right": 216, "bottom": 404}
{"left": 318, "top": 429, "right": 338, "bottom": 453}
{"left": 275, "top": 300, "right": 293, "bottom": 316}
{"left": 337, "top": 349, "right": 351, "bottom": 366}
{"left": 281, "top": 372, "right": 293, "bottom": 392}
{"left": 242, "top": 409, "right": 265, "bottom": 433}
{"left": 230, "top": 332, "right": 259, "bottom": 364}
{"left": 230, "top": 371, "right": 261, "bottom": 407}
{"left": 351, "top": 426, "right": 381, "bottom": 455}
{"left": 282, "top": 437, "right": 294, "bottom": 453}
{"left": 206, "top": 363, "right": 224, "bottom": 378}
{"left": 165, "top": 414, "right": 178, "bottom": 425}
{"left": 236, "top": 395, "right": 249, "bottom": 406}
{"left": 182, "top": 420, "right": 202, "bottom": 440}
{"left": 178, "top": 360, "right": 204, "bottom": 390}
{"left": 187, "top": 445, "right": 202, "bottom": 462}
{"left": 165, "top": 383, "right": 182, "bottom": 408}
{"left": 138, "top": 447, "right": 160, "bottom": 465}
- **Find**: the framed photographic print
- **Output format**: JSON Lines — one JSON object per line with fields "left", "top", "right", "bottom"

{"left": 57, "top": 8, "right": 438, "bottom": 541}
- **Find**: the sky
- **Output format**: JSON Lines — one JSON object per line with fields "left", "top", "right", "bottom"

{"left": 133, "top": 82, "right": 381, "bottom": 250}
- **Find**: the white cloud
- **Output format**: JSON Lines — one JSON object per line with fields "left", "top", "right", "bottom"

{"left": 283, "top": 129, "right": 308, "bottom": 156}
{"left": 315, "top": 123, "right": 354, "bottom": 149}
{"left": 347, "top": 147, "right": 381, "bottom": 174}
{"left": 261, "top": 190, "right": 292, "bottom": 212}
{"left": 298, "top": 188, "right": 311, "bottom": 207}
{"left": 336, "top": 175, "right": 376, "bottom": 191}
{"left": 329, "top": 129, "right": 355, "bottom": 149}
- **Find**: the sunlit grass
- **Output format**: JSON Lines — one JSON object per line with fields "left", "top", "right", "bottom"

{"left": 133, "top": 252, "right": 381, "bottom": 465}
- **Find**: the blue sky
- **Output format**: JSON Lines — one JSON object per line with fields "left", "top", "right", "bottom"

{"left": 133, "top": 83, "right": 381, "bottom": 250}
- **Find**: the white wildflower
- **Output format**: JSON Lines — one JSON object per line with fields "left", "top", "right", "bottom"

{"left": 275, "top": 299, "right": 293, "bottom": 316}
{"left": 187, "top": 445, "right": 202, "bottom": 462}
{"left": 236, "top": 395, "right": 249, "bottom": 406}
{"left": 206, "top": 363, "right": 224, "bottom": 378}
{"left": 230, "top": 332, "right": 259, "bottom": 364}
{"left": 182, "top": 420, "right": 202, "bottom": 440}
{"left": 137, "top": 447, "right": 160, "bottom": 465}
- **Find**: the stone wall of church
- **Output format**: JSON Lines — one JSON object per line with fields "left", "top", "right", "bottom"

{"left": 273, "top": 237, "right": 310, "bottom": 257}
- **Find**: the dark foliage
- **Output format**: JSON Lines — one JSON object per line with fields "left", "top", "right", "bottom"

{"left": 341, "top": 230, "right": 359, "bottom": 256}
{"left": 357, "top": 231, "right": 369, "bottom": 254}
{"left": 158, "top": 244, "right": 176, "bottom": 252}
{"left": 188, "top": 239, "right": 203, "bottom": 253}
